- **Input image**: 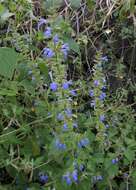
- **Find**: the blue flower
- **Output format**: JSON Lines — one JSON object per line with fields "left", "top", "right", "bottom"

{"left": 63, "top": 172, "right": 72, "bottom": 185}
{"left": 89, "top": 89, "right": 94, "bottom": 97}
{"left": 63, "top": 123, "right": 68, "bottom": 131}
{"left": 72, "top": 170, "right": 78, "bottom": 182}
{"left": 61, "top": 43, "right": 69, "bottom": 58}
{"left": 73, "top": 122, "right": 78, "bottom": 129}
{"left": 38, "top": 18, "right": 47, "bottom": 29}
{"left": 53, "top": 34, "right": 59, "bottom": 44}
{"left": 62, "top": 82, "right": 69, "bottom": 90}
{"left": 112, "top": 158, "right": 119, "bottom": 164}
{"left": 94, "top": 80, "right": 99, "bottom": 87}
{"left": 102, "top": 86, "right": 106, "bottom": 91}
{"left": 55, "top": 139, "right": 66, "bottom": 150}
{"left": 99, "top": 115, "right": 105, "bottom": 122}
{"left": 57, "top": 113, "right": 64, "bottom": 121}
{"left": 105, "top": 124, "right": 109, "bottom": 129}
{"left": 43, "top": 48, "right": 55, "bottom": 58}
{"left": 65, "top": 108, "right": 72, "bottom": 118}
{"left": 39, "top": 174, "right": 48, "bottom": 184}
{"left": 79, "top": 164, "right": 85, "bottom": 172}
{"left": 70, "top": 90, "right": 77, "bottom": 96}
{"left": 50, "top": 82, "right": 58, "bottom": 91}
{"left": 44, "top": 27, "right": 52, "bottom": 38}
{"left": 99, "top": 92, "right": 106, "bottom": 101}
{"left": 93, "top": 175, "right": 103, "bottom": 182}
{"left": 101, "top": 56, "right": 108, "bottom": 62}
{"left": 78, "top": 138, "right": 89, "bottom": 148}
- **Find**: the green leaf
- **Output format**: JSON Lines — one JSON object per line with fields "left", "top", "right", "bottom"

{"left": 0, "top": 9, "right": 14, "bottom": 21}
{"left": 0, "top": 4, "right": 5, "bottom": 16}
{"left": 19, "top": 79, "right": 35, "bottom": 94}
{"left": 124, "top": 149, "right": 135, "bottom": 162}
{"left": 0, "top": 88, "right": 17, "bottom": 96}
{"left": 45, "top": 0, "right": 63, "bottom": 10}
{"left": 0, "top": 48, "right": 18, "bottom": 79}
{"left": 39, "top": 62, "right": 50, "bottom": 84}
{"left": 86, "top": 0, "right": 95, "bottom": 11}
{"left": 64, "top": 38, "right": 80, "bottom": 54}
{"left": 107, "top": 165, "right": 119, "bottom": 177}
{"left": 69, "top": 0, "right": 81, "bottom": 8}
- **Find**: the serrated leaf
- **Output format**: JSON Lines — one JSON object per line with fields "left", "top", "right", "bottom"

{"left": 0, "top": 48, "right": 18, "bottom": 79}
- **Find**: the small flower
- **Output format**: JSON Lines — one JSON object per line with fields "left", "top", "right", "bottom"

{"left": 53, "top": 34, "right": 59, "bottom": 44}
{"left": 62, "top": 81, "right": 72, "bottom": 90}
{"left": 50, "top": 82, "right": 58, "bottom": 91}
{"left": 38, "top": 18, "right": 47, "bottom": 29}
{"left": 124, "top": 173, "right": 129, "bottom": 178}
{"left": 105, "top": 124, "right": 109, "bottom": 129}
{"left": 47, "top": 112, "right": 51, "bottom": 116}
{"left": 57, "top": 113, "right": 64, "bottom": 121}
{"left": 93, "top": 175, "right": 103, "bottom": 182}
{"left": 65, "top": 108, "right": 72, "bottom": 118}
{"left": 62, "top": 82, "right": 69, "bottom": 90}
{"left": 55, "top": 139, "right": 66, "bottom": 150}
{"left": 63, "top": 172, "right": 72, "bottom": 185}
{"left": 72, "top": 170, "right": 78, "bottom": 182}
{"left": 79, "top": 164, "right": 85, "bottom": 172}
{"left": 43, "top": 48, "right": 55, "bottom": 58}
{"left": 70, "top": 90, "right": 77, "bottom": 96}
{"left": 99, "top": 115, "right": 105, "bottom": 122}
{"left": 78, "top": 138, "right": 89, "bottom": 148}
{"left": 102, "top": 86, "right": 106, "bottom": 91}
{"left": 61, "top": 43, "right": 69, "bottom": 58}
{"left": 39, "top": 174, "right": 48, "bottom": 184}
{"left": 73, "top": 122, "right": 78, "bottom": 129}
{"left": 32, "top": 76, "right": 35, "bottom": 81}
{"left": 89, "top": 89, "right": 94, "bottom": 97}
{"left": 101, "top": 56, "right": 108, "bottom": 62}
{"left": 112, "top": 158, "right": 119, "bottom": 164}
{"left": 63, "top": 123, "right": 68, "bottom": 131}
{"left": 94, "top": 80, "right": 99, "bottom": 87}
{"left": 99, "top": 92, "right": 106, "bottom": 101}
{"left": 44, "top": 27, "right": 52, "bottom": 38}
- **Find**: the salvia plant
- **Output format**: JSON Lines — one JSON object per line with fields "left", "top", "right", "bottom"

{"left": 0, "top": 0, "right": 136, "bottom": 190}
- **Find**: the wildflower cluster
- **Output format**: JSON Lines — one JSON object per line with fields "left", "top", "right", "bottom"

{"left": 37, "top": 18, "right": 69, "bottom": 60}
{"left": 88, "top": 56, "right": 110, "bottom": 142}
{"left": 1, "top": 6, "right": 135, "bottom": 189}
{"left": 36, "top": 18, "right": 90, "bottom": 186}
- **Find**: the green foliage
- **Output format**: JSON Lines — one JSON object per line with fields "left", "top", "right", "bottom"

{"left": 0, "top": 0, "right": 136, "bottom": 189}
{"left": 0, "top": 48, "right": 18, "bottom": 79}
